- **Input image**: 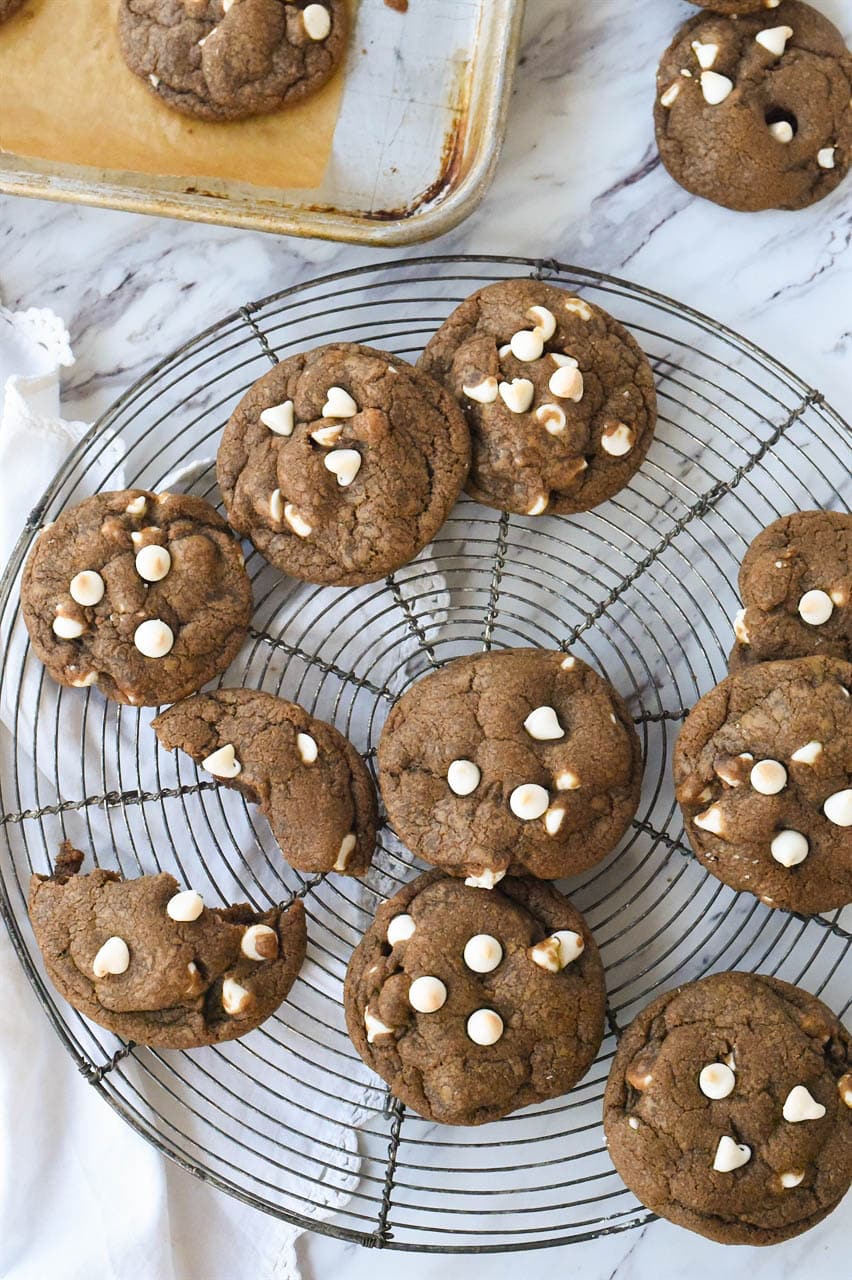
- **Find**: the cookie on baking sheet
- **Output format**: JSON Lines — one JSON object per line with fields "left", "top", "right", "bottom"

{"left": 153, "top": 687, "right": 377, "bottom": 876}
{"left": 344, "top": 870, "right": 606, "bottom": 1125}
{"left": 731, "top": 511, "right": 852, "bottom": 670}
{"left": 604, "top": 971, "right": 852, "bottom": 1245}
{"left": 654, "top": 1, "right": 851, "bottom": 212}
{"left": 217, "top": 343, "right": 470, "bottom": 587}
{"left": 674, "top": 656, "right": 852, "bottom": 913}
{"left": 29, "top": 842, "right": 307, "bottom": 1049}
{"left": 0, "top": 0, "right": 25, "bottom": 24}
{"left": 378, "top": 648, "right": 643, "bottom": 884}
{"left": 118, "top": 0, "right": 348, "bottom": 122}
{"left": 418, "top": 279, "right": 657, "bottom": 517}
{"left": 21, "top": 490, "right": 252, "bottom": 706}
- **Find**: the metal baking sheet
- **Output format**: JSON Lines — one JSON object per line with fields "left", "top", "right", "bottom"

{"left": 0, "top": 0, "right": 525, "bottom": 244}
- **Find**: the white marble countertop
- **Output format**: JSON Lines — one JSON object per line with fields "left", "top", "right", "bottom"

{"left": 0, "top": 0, "right": 849, "bottom": 1276}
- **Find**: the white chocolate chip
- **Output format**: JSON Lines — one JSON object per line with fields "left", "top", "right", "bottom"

{"left": 750, "top": 759, "right": 787, "bottom": 795}
{"left": 550, "top": 352, "right": 578, "bottom": 368}
{"left": 755, "top": 25, "right": 793, "bottom": 57}
{"left": 838, "top": 1074, "right": 852, "bottom": 1108}
{"left": 523, "top": 705, "right": 564, "bottom": 741}
{"left": 387, "top": 914, "right": 416, "bottom": 946}
{"left": 260, "top": 401, "right": 295, "bottom": 436}
{"left": 701, "top": 71, "right": 734, "bottom": 105}
{"left": 791, "top": 740, "right": 822, "bottom": 764}
{"left": 241, "top": 923, "right": 278, "bottom": 961}
{"left": 71, "top": 672, "right": 98, "bottom": 687}
{"left": 93, "top": 936, "right": 130, "bottom": 978}
{"left": 464, "top": 868, "right": 506, "bottom": 889}
{"left": 534, "top": 403, "right": 566, "bottom": 434}
{"left": 311, "top": 423, "right": 343, "bottom": 446}
{"left": 699, "top": 1062, "right": 736, "bottom": 1100}
{"left": 782, "top": 1085, "right": 826, "bottom": 1122}
{"left": 527, "top": 495, "right": 549, "bottom": 516}
{"left": 818, "top": 147, "right": 836, "bottom": 170}
{"left": 544, "top": 806, "right": 564, "bottom": 835}
{"left": 322, "top": 386, "right": 357, "bottom": 418}
{"left": 830, "top": 587, "right": 847, "bottom": 606}
{"left": 713, "top": 1136, "right": 751, "bottom": 1172}
{"left": 498, "top": 344, "right": 512, "bottom": 359}
{"left": 464, "top": 934, "right": 503, "bottom": 973}
{"left": 530, "top": 930, "right": 584, "bottom": 972}
{"left": 555, "top": 769, "right": 580, "bottom": 791}
{"left": 133, "top": 618, "right": 174, "bottom": 659}
{"left": 628, "top": 1116, "right": 640, "bottom": 1130}
{"left": 467, "top": 1008, "right": 503, "bottom": 1046}
{"left": 691, "top": 40, "right": 719, "bottom": 70}
{"left": 549, "top": 364, "right": 584, "bottom": 401}
{"left": 733, "top": 608, "right": 751, "bottom": 645}
{"left": 509, "top": 783, "right": 549, "bottom": 821}
{"left": 334, "top": 833, "right": 357, "bottom": 872}
{"left": 463, "top": 376, "right": 499, "bottom": 404}
{"left": 201, "top": 742, "right": 242, "bottom": 778}
{"left": 769, "top": 120, "right": 794, "bottom": 144}
{"left": 526, "top": 305, "right": 556, "bottom": 340}
{"left": 222, "top": 977, "right": 252, "bottom": 1016}
{"left": 408, "top": 975, "right": 447, "bottom": 1013}
{"left": 270, "top": 489, "right": 285, "bottom": 522}
{"left": 126, "top": 495, "right": 147, "bottom": 516}
{"left": 510, "top": 329, "right": 544, "bottom": 362}
{"left": 296, "top": 732, "right": 318, "bottom": 764}
{"left": 166, "top": 889, "right": 204, "bottom": 922}
{"left": 498, "top": 378, "right": 535, "bottom": 413}
{"left": 70, "top": 571, "right": 105, "bottom": 607}
{"left": 798, "top": 589, "right": 833, "bottom": 626}
{"left": 284, "top": 503, "right": 312, "bottom": 538}
{"left": 53, "top": 614, "right": 85, "bottom": 640}
{"left": 824, "top": 789, "right": 852, "bottom": 827}
{"left": 564, "top": 298, "right": 592, "bottom": 321}
{"left": 771, "top": 829, "right": 809, "bottom": 868}
{"left": 601, "top": 423, "right": 636, "bottom": 457}
{"left": 780, "top": 1170, "right": 805, "bottom": 1189}
{"left": 135, "top": 544, "right": 171, "bottom": 583}
{"left": 365, "top": 1005, "right": 394, "bottom": 1043}
{"left": 324, "top": 448, "right": 362, "bottom": 487}
{"left": 561, "top": 655, "right": 576, "bottom": 670}
{"left": 447, "top": 759, "right": 480, "bottom": 796}
{"left": 661, "top": 81, "right": 681, "bottom": 108}
{"left": 695, "top": 803, "right": 725, "bottom": 835}
{"left": 303, "top": 3, "right": 331, "bottom": 40}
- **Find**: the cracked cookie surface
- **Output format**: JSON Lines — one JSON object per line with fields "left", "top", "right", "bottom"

{"left": 29, "top": 842, "right": 307, "bottom": 1049}
{"left": 344, "top": 870, "right": 606, "bottom": 1125}
{"left": 153, "top": 687, "right": 377, "bottom": 875}
{"left": 675, "top": 656, "right": 852, "bottom": 913}
{"left": 731, "top": 511, "right": 852, "bottom": 670}
{"left": 417, "top": 279, "right": 657, "bottom": 516}
{"left": 655, "top": 1, "right": 852, "bottom": 212}
{"left": 217, "top": 343, "right": 471, "bottom": 586}
{"left": 604, "top": 972, "right": 852, "bottom": 1245}
{"left": 378, "top": 648, "right": 643, "bottom": 882}
{"left": 118, "top": 0, "right": 348, "bottom": 122}
{"left": 21, "top": 489, "right": 252, "bottom": 706}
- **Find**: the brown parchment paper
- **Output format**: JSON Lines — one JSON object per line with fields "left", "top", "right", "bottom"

{"left": 0, "top": 0, "right": 347, "bottom": 191}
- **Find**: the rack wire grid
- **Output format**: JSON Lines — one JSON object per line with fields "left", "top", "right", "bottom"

{"left": 0, "top": 255, "right": 850, "bottom": 1253}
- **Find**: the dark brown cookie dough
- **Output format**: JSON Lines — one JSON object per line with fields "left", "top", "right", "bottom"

{"left": 693, "top": 1, "right": 794, "bottom": 11}
{"left": 378, "top": 648, "right": 643, "bottom": 883}
{"left": 29, "top": 843, "right": 307, "bottom": 1049}
{"left": 118, "top": 0, "right": 348, "bottom": 122}
{"left": 604, "top": 972, "right": 852, "bottom": 1245}
{"left": 217, "top": 343, "right": 470, "bottom": 587}
{"left": 731, "top": 511, "right": 852, "bottom": 669}
{"left": 655, "top": 2, "right": 852, "bottom": 212}
{"left": 0, "top": 0, "right": 25, "bottom": 24}
{"left": 21, "top": 490, "right": 252, "bottom": 707}
{"left": 418, "top": 279, "right": 657, "bottom": 517}
{"left": 344, "top": 870, "right": 606, "bottom": 1125}
{"left": 674, "top": 656, "right": 852, "bottom": 913}
{"left": 153, "top": 687, "right": 377, "bottom": 876}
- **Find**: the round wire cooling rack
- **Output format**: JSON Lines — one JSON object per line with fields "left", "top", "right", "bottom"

{"left": 0, "top": 255, "right": 850, "bottom": 1253}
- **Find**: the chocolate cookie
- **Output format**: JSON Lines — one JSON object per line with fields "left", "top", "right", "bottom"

{"left": 655, "top": 2, "right": 852, "bottom": 212}
{"left": 418, "top": 280, "right": 657, "bottom": 517}
{"left": 604, "top": 971, "right": 852, "bottom": 1245}
{"left": 378, "top": 648, "right": 643, "bottom": 883}
{"left": 693, "top": 1, "right": 793, "bottom": 11}
{"left": 344, "top": 870, "right": 606, "bottom": 1125}
{"left": 674, "top": 656, "right": 852, "bottom": 913}
{"left": 21, "top": 490, "right": 252, "bottom": 706}
{"left": 0, "top": 0, "right": 25, "bottom": 23}
{"left": 118, "top": 0, "right": 347, "bottom": 122}
{"left": 217, "top": 344, "right": 470, "bottom": 587}
{"left": 731, "top": 511, "right": 852, "bottom": 669}
{"left": 29, "top": 843, "right": 307, "bottom": 1049}
{"left": 153, "top": 687, "right": 377, "bottom": 876}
